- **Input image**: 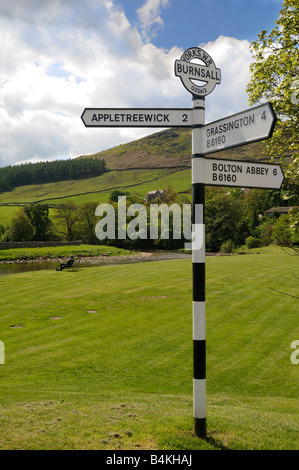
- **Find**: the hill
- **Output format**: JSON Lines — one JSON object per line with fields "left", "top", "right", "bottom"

{"left": 78, "top": 127, "right": 272, "bottom": 170}
{"left": 0, "top": 126, "right": 281, "bottom": 226}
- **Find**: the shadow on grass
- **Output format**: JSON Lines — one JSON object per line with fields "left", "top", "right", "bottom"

{"left": 205, "top": 433, "right": 231, "bottom": 450}
{"left": 158, "top": 428, "right": 232, "bottom": 450}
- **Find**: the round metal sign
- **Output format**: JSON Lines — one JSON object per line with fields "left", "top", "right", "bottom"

{"left": 175, "top": 47, "right": 221, "bottom": 97}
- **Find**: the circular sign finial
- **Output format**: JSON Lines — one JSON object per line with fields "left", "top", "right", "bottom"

{"left": 175, "top": 47, "right": 221, "bottom": 97}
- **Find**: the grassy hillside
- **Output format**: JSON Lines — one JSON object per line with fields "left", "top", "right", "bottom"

{"left": 80, "top": 128, "right": 192, "bottom": 169}
{"left": 79, "top": 127, "right": 272, "bottom": 170}
{"left": 0, "top": 248, "right": 298, "bottom": 449}
{"left": 0, "top": 126, "right": 283, "bottom": 226}
{"left": 0, "top": 168, "right": 193, "bottom": 226}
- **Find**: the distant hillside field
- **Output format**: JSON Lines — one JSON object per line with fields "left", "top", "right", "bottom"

{"left": 79, "top": 127, "right": 272, "bottom": 170}
{"left": 0, "top": 168, "right": 192, "bottom": 226}
{"left": 0, "top": 126, "right": 281, "bottom": 226}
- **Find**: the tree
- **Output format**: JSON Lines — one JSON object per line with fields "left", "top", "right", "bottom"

{"left": 272, "top": 207, "right": 299, "bottom": 249}
{"left": 109, "top": 190, "right": 129, "bottom": 203}
{"left": 246, "top": 0, "right": 299, "bottom": 203}
{"left": 55, "top": 201, "right": 79, "bottom": 241}
{"left": 7, "top": 209, "right": 34, "bottom": 242}
{"left": 205, "top": 195, "right": 248, "bottom": 252}
{"left": 23, "top": 203, "right": 52, "bottom": 241}
{"left": 0, "top": 158, "right": 106, "bottom": 193}
{"left": 247, "top": 2, "right": 299, "bottom": 302}
{"left": 165, "top": 185, "right": 177, "bottom": 204}
{"left": 77, "top": 201, "right": 99, "bottom": 244}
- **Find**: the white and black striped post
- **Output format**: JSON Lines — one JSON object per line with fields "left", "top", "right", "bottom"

{"left": 191, "top": 95, "right": 206, "bottom": 438}
{"left": 174, "top": 46, "right": 220, "bottom": 439}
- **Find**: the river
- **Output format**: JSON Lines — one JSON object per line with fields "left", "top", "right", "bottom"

{"left": 0, "top": 251, "right": 192, "bottom": 278}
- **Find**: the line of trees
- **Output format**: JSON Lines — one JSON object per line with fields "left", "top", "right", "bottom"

{"left": 0, "top": 201, "right": 99, "bottom": 245}
{"left": 0, "top": 187, "right": 298, "bottom": 251}
{"left": 0, "top": 158, "right": 107, "bottom": 193}
{"left": 99, "top": 188, "right": 298, "bottom": 252}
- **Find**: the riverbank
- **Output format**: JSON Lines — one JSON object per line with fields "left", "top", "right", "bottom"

{"left": 0, "top": 244, "right": 193, "bottom": 267}
{"left": 0, "top": 242, "right": 260, "bottom": 266}
{"left": 0, "top": 251, "right": 157, "bottom": 265}
{"left": 0, "top": 250, "right": 192, "bottom": 278}
{"left": 0, "top": 244, "right": 252, "bottom": 266}
{"left": 0, "top": 244, "right": 133, "bottom": 264}
{"left": 0, "top": 249, "right": 244, "bottom": 265}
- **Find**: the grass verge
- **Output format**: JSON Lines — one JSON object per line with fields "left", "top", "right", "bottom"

{"left": 0, "top": 244, "right": 132, "bottom": 261}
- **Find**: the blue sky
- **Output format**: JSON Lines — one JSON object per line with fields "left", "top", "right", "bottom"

{"left": 124, "top": 0, "right": 282, "bottom": 48}
{"left": 0, "top": 0, "right": 283, "bottom": 166}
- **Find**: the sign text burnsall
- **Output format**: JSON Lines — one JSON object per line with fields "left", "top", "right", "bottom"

{"left": 175, "top": 47, "right": 221, "bottom": 96}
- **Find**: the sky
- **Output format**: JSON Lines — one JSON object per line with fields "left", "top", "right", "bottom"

{"left": 0, "top": 0, "right": 283, "bottom": 167}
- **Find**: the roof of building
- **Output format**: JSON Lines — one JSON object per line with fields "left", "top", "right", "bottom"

{"left": 266, "top": 206, "right": 293, "bottom": 213}
{"left": 146, "top": 190, "right": 165, "bottom": 194}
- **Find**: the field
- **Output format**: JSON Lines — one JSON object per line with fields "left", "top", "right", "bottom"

{"left": 0, "top": 247, "right": 298, "bottom": 450}
{"left": 0, "top": 126, "right": 285, "bottom": 228}
{"left": 0, "top": 168, "right": 192, "bottom": 227}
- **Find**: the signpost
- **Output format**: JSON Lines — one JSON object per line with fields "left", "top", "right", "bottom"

{"left": 200, "top": 158, "right": 284, "bottom": 189}
{"left": 174, "top": 47, "right": 221, "bottom": 96}
{"left": 81, "top": 108, "right": 193, "bottom": 128}
{"left": 81, "top": 46, "right": 282, "bottom": 441}
{"left": 199, "top": 102, "right": 277, "bottom": 155}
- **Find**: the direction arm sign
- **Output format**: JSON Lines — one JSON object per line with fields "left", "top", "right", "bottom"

{"left": 201, "top": 157, "right": 284, "bottom": 189}
{"left": 81, "top": 108, "right": 193, "bottom": 128}
{"left": 199, "top": 103, "right": 277, "bottom": 155}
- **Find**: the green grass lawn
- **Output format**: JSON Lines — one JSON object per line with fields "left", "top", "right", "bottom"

{"left": 0, "top": 249, "right": 298, "bottom": 450}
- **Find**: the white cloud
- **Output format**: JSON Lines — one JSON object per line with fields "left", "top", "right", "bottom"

{"left": 0, "top": 1, "right": 253, "bottom": 168}
{"left": 202, "top": 36, "right": 252, "bottom": 122}
{"left": 137, "top": 0, "right": 170, "bottom": 42}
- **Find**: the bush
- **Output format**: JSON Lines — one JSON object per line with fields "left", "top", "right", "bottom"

{"left": 205, "top": 196, "right": 244, "bottom": 252}
{"left": 272, "top": 214, "right": 293, "bottom": 246}
{"left": 220, "top": 239, "right": 235, "bottom": 253}
{"left": 245, "top": 236, "right": 261, "bottom": 249}
{"left": 255, "top": 219, "right": 274, "bottom": 246}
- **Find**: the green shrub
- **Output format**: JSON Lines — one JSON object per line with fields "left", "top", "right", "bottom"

{"left": 245, "top": 236, "right": 261, "bottom": 249}
{"left": 272, "top": 214, "right": 293, "bottom": 246}
{"left": 220, "top": 239, "right": 235, "bottom": 253}
{"left": 254, "top": 218, "right": 274, "bottom": 246}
